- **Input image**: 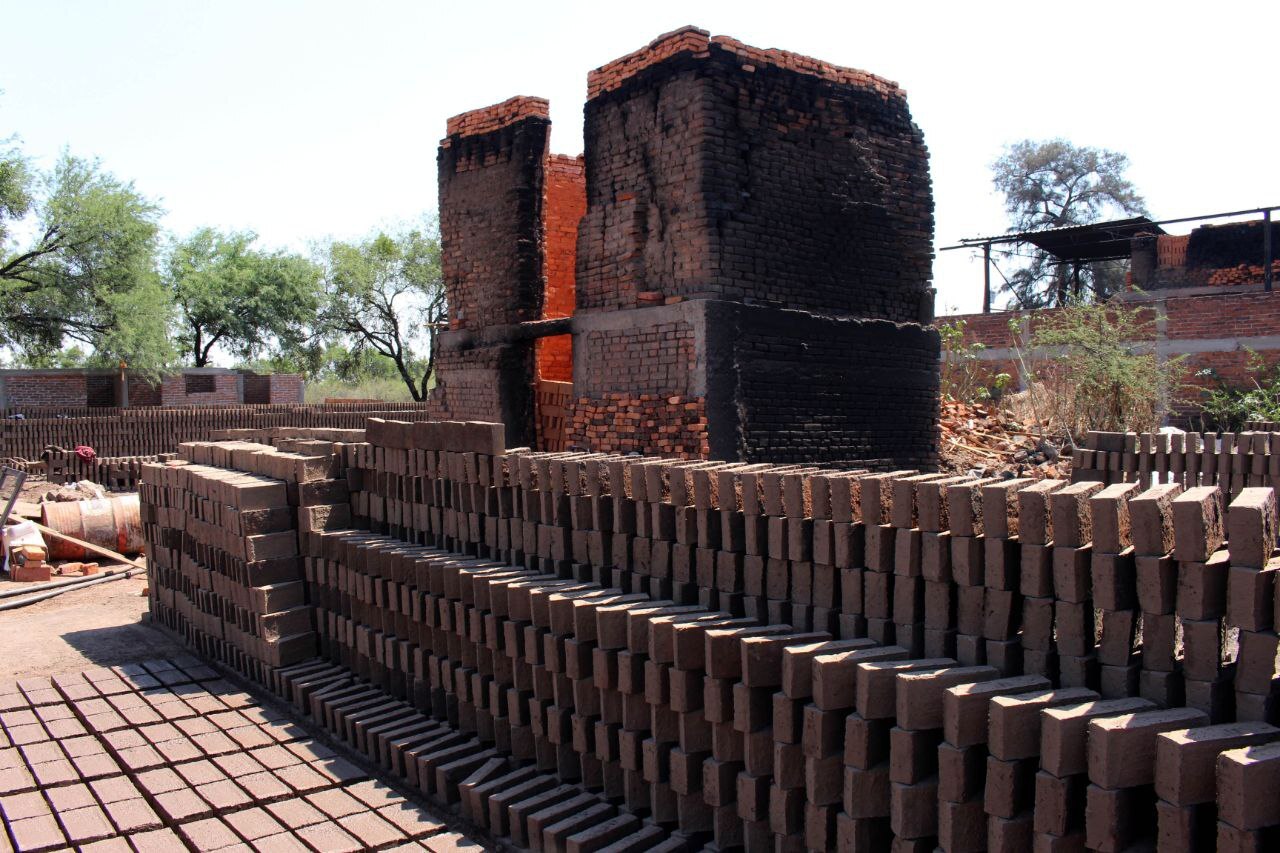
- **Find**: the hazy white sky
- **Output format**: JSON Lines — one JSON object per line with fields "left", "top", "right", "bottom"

{"left": 5, "top": 0, "right": 1278, "bottom": 329}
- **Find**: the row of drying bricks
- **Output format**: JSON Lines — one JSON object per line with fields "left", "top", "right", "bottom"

{"left": 285, "top": 530, "right": 1280, "bottom": 853}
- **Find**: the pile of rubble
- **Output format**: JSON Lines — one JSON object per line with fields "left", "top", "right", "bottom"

{"left": 938, "top": 399, "right": 1070, "bottom": 479}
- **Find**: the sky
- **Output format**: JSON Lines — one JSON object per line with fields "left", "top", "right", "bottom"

{"left": 5, "top": 0, "right": 1279, "bottom": 334}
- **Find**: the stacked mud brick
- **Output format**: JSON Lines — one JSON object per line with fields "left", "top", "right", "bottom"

{"left": 1073, "top": 428, "right": 1280, "bottom": 493}
{"left": 0, "top": 400, "right": 434, "bottom": 461}
{"left": 430, "top": 28, "right": 940, "bottom": 466}
{"left": 141, "top": 436, "right": 353, "bottom": 683}
{"left": 138, "top": 416, "right": 1280, "bottom": 851}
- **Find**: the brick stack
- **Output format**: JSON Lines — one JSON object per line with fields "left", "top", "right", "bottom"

{"left": 1073, "top": 428, "right": 1280, "bottom": 494}
{"left": 139, "top": 419, "right": 1280, "bottom": 850}
{"left": 142, "top": 437, "right": 352, "bottom": 683}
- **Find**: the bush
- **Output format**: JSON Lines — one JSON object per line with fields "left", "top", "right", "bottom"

{"left": 1016, "top": 300, "right": 1186, "bottom": 440}
{"left": 1195, "top": 350, "right": 1280, "bottom": 431}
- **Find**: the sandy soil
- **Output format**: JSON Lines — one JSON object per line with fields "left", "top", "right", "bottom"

{"left": 0, "top": 572, "right": 185, "bottom": 679}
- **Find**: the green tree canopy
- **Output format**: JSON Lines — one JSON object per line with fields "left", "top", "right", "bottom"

{"left": 165, "top": 227, "right": 323, "bottom": 367}
{"left": 0, "top": 148, "right": 173, "bottom": 372}
{"left": 991, "top": 139, "right": 1148, "bottom": 308}
{"left": 318, "top": 221, "right": 446, "bottom": 401}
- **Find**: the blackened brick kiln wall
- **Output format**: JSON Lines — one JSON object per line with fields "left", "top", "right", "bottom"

{"left": 437, "top": 96, "right": 549, "bottom": 332}
{"left": 432, "top": 98, "right": 551, "bottom": 446}
{"left": 577, "top": 27, "right": 934, "bottom": 322}
{"left": 719, "top": 303, "right": 940, "bottom": 466}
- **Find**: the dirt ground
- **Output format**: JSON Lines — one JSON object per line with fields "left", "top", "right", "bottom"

{"left": 0, "top": 572, "right": 185, "bottom": 679}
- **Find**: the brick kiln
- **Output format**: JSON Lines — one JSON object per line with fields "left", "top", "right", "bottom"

{"left": 430, "top": 27, "right": 940, "bottom": 469}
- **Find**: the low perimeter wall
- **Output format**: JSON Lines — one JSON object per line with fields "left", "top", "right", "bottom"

{"left": 0, "top": 401, "right": 436, "bottom": 461}
{"left": 947, "top": 288, "right": 1280, "bottom": 417}
{"left": 139, "top": 418, "right": 1280, "bottom": 852}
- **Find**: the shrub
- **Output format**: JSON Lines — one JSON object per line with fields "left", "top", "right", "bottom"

{"left": 1015, "top": 300, "right": 1186, "bottom": 440}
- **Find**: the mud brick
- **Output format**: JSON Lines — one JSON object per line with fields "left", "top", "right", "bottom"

{"left": 892, "top": 576, "right": 923, "bottom": 625}
{"left": 1217, "top": 741, "right": 1280, "bottom": 830}
{"left": 705, "top": 625, "right": 789, "bottom": 681}
{"left": 1177, "top": 550, "right": 1230, "bottom": 620}
{"left": 1139, "top": 669, "right": 1184, "bottom": 710}
{"left": 981, "top": 479, "right": 1033, "bottom": 540}
{"left": 740, "top": 632, "right": 829, "bottom": 688}
{"left": 862, "top": 570, "right": 891, "bottom": 620}
{"left": 987, "top": 812, "right": 1036, "bottom": 853}
{"left": 1033, "top": 769, "right": 1087, "bottom": 836}
{"left": 768, "top": 783, "right": 798, "bottom": 835}
{"left": 1084, "top": 783, "right": 1152, "bottom": 852}
{"left": 1090, "top": 482, "right": 1140, "bottom": 553}
{"left": 834, "top": 524, "right": 864, "bottom": 569}
{"left": 1095, "top": 609, "right": 1137, "bottom": 668}
{"left": 937, "top": 738, "right": 985, "bottom": 801}
{"left": 1040, "top": 697, "right": 1156, "bottom": 777}
{"left": 843, "top": 713, "right": 891, "bottom": 769}
{"left": 947, "top": 478, "right": 998, "bottom": 538}
{"left": 1018, "top": 597, "right": 1053, "bottom": 653}
{"left": 943, "top": 675, "right": 1051, "bottom": 748}
{"left": 836, "top": 809, "right": 892, "bottom": 851}
{"left": 1128, "top": 482, "right": 1182, "bottom": 557}
{"left": 1016, "top": 479, "right": 1065, "bottom": 546}
{"left": 1088, "top": 548, "right": 1135, "bottom": 611}
{"left": 889, "top": 776, "right": 939, "bottom": 839}
{"left": 920, "top": 477, "right": 970, "bottom": 533}
{"left": 778, "top": 637, "right": 870, "bottom": 696}
{"left": 1051, "top": 482, "right": 1105, "bottom": 549}
{"left": 1171, "top": 486, "right": 1225, "bottom": 562}
{"left": 1139, "top": 612, "right": 1177, "bottom": 672}
{"left": 982, "top": 589, "right": 1019, "bottom": 642}
{"left": 956, "top": 585, "right": 985, "bottom": 636}
{"left": 853, "top": 654, "right": 945, "bottom": 720}
{"left": 864, "top": 524, "right": 894, "bottom": 572}
{"left": 938, "top": 796, "right": 987, "bottom": 852}
{"left": 1019, "top": 543, "right": 1053, "bottom": 598}
{"left": 1236, "top": 630, "right": 1280, "bottom": 694}
{"left": 1154, "top": 721, "right": 1280, "bottom": 807}
{"left": 805, "top": 751, "right": 843, "bottom": 805}
{"left": 1228, "top": 487, "right": 1278, "bottom": 569}
{"left": 1053, "top": 600, "right": 1094, "bottom": 657}
{"left": 1086, "top": 706, "right": 1209, "bottom": 789}
{"left": 803, "top": 640, "right": 906, "bottom": 706}
{"left": 888, "top": 726, "right": 941, "bottom": 784}
{"left": 983, "top": 754, "right": 1035, "bottom": 818}
{"left": 795, "top": 703, "right": 845, "bottom": 761}
{"left": 983, "top": 537, "right": 1019, "bottom": 591}
{"left": 1183, "top": 675, "right": 1235, "bottom": 721}
{"left": 896, "top": 665, "right": 998, "bottom": 732}
{"left": 1228, "top": 562, "right": 1278, "bottom": 631}
{"left": 1135, "top": 555, "right": 1178, "bottom": 614}
{"left": 702, "top": 757, "right": 739, "bottom": 808}
{"left": 1050, "top": 545, "right": 1090, "bottom": 604}
{"left": 1180, "top": 617, "right": 1226, "bottom": 681}
{"left": 924, "top": 579, "right": 953, "bottom": 631}
{"left": 732, "top": 682, "right": 773, "bottom": 734}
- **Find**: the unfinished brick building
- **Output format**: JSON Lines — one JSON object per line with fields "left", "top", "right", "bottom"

{"left": 430, "top": 27, "right": 940, "bottom": 468}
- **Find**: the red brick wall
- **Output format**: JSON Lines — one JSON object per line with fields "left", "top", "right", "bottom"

{"left": 4, "top": 375, "right": 88, "bottom": 408}
{"left": 160, "top": 373, "right": 241, "bottom": 407}
{"left": 127, "top": 376, "right": 161, "bottom": 407}
{"left": 535, "top": 153, "right": 584, "bottom": 383}
{"left": 945, "top": 289, "right": 1280, "bottom": 414}
{"left": 267, "top": 374, "right": 304, "bottom": 403}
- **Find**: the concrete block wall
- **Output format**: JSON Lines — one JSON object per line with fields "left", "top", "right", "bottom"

{"left": 140, "top": 418, "right": 1280, "bottom": 852}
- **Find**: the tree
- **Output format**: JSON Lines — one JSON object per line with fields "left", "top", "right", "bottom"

{"left": 991, "top": 139, "right": 1148, "bottom": 308}
{"left": 165, "top": 228, "right": 323, "bottom": 366}
{"left": 0, "top": 149, "right": 173, "bottom": 372}
{"left": 317, "top": 221, "right": 446, "bottom": 401}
